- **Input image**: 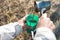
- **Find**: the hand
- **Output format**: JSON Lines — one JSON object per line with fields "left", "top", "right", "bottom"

{"left": 37, "top": 13, "right": 55, "bottom": 30}
{"left": 18, "top": 15, "right": 28, "bottom": 30}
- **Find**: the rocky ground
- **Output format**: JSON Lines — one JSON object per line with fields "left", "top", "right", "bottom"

{"left": 0, "top": 0, "right": 60, "bottom": 40}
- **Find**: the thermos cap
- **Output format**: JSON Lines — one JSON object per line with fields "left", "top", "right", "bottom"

{"left": 26, "top": 14, "right": 39, "bottom": 33}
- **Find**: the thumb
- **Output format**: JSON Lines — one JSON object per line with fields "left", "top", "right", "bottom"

{"left": 41, "top": 13, "right": 47, "bottom": 18}
{"left": 21, "top": 15, "right": 28, "bottom": 21}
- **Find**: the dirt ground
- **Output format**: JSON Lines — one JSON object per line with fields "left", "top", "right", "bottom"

{"left": 0, "top": 0, "right": 60, "bottom": 40}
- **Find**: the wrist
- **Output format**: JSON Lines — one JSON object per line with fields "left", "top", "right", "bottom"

{"left": 18, "top": 20, "right": 24, "bottom": 26}
{"left": 17, "top": 21, "right": 24, "bottom": 30}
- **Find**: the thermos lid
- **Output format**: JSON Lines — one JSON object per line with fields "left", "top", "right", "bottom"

{"left": 26, "top": 14, "right": 39, "bottom": 33}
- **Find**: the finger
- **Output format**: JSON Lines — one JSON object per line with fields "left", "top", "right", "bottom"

{"left": 50, "top": 22, "right": 55, "bottom": 30}
{"left": 40, "top": 16, "right": 50, "bottom": 22}
{"left": 26, "top": 12, "right": 28, "bottom": 15}
{"left": 21, "top": 15, "right": 28, "bottom": 21}
{"left": 40, "top": 13, "right": 48, "bottom": 20}
{"left": 38, "top": 18, "right": 40, "bottom": 21}
{"left": 49, "top": 21, "right": 55, "bottom": 30}
{"left": 47, "top": 18, "right": 50, "bottom": 21}
{"left": 48, "top": 21, "right": 53, "bottom": 26}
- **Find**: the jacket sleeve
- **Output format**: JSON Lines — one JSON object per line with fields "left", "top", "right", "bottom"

{"left": 33, "top": 27, "right": 56, "bottom": 40}
{"left": 0, "top": 22, "right": 23, "bottom": 40}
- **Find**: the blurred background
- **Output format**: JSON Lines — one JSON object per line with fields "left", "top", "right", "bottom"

{"left": 0, "top": 0, "right": 60, "bottom": 40}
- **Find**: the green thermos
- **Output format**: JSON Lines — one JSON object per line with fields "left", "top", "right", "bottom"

{"left": 26, "top": 13, "right": 39, "bottom": 33}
